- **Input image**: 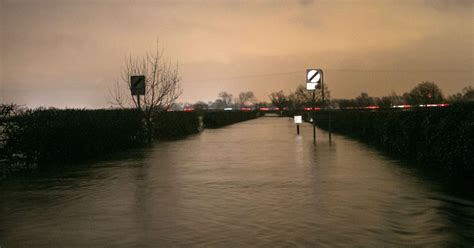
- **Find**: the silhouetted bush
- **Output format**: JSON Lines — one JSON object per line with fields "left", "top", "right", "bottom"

{"left": 1, "top": 108, "right": 259, "bottom": 169}
{"left": 2, "top": 109, "right": 145, "bottom": 166}
{"left": 204, "top": 111, "right": 260, "bottom": 128}
{"left": 1, "top": 109, "right": 200, "bottom": 167}
{"left": 313, "top": 103, "right": 474, "bottom": 176}
{"left": 153, "top": 111, "right": 200, "bottom": 139}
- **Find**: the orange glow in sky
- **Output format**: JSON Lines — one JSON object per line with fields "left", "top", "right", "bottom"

{"left": 1, "top": 0, "right": 473, "bottom": 108}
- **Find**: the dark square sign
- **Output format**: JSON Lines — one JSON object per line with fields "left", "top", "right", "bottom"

{"left": 130, "top": 75, "right": 146, "bottom": 95}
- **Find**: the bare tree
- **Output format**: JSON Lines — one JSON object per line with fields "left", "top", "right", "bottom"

{"left": 218, "top": 91, "right": 233, "bottom": 106}
{"left": 448, "top": 86, "right": 474, "bottom": 102}
{"left": 193, "top": 101, "right": 209, "bottom": 111}
{"left": 379, "top": 92, "right": 404, "bottom": 108}
{"left": 109, "top": 41, "right": 182, "bottom": 112}
{"left": 210, "top": 99, "right": 226, "bottom": 110}
{"left": 238, "top": 91, "right": 256, "bottom": 106}
{"left": 0, "top": 104, "right": 19, "bottom": 118}
{"left": 355, "top": 92, "right": 376, "bottom": 107}
{"left": 290, "top": 84, "right": 330, "bottom": 108}
{"left": 109, "top": 41, "right": 182, "bottom": 141}
{"left": 406, "top": 81, "right": 444, "bottom": 105}
{"left": 268, "top": 90, "right": 288, "bottom": 109}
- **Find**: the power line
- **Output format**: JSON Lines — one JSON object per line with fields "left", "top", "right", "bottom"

{"left": 188, "top": 70, "right": 301, "bottom": 82}
{"left": 326, "top": 69, "right": 473, "bottom": 73}
{"left": 185, "top": 68, "right": 473, "bottom": 83}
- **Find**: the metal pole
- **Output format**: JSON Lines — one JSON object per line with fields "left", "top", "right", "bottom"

{"left": 321, "top": 71, "right": 332, "bottom": 142}
{"left": 321, "top": 70, "right": 325, "bottom": 112}
{"left": 297, "top": 124, "right": 300, "bottom": 135}
{"left": 328, "top": 113, "right": 332, "bottom": 142}
{"left": 312, "top": 90, "right": 316, "bottom": 143}
{"left": 137, "top": 95, "right": 141, "bottom": 110}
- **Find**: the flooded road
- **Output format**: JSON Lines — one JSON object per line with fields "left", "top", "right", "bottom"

{"left": 1, "top": 117, "right": 473, "bottom": 247}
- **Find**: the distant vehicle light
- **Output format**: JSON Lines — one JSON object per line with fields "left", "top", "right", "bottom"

{"left": 183, "top": 108, "right": 194, "bottom": 112}
{"left": 304, "top": 107, "right": 321, "bottom": 111}
{"left": 393, "top": 105, "right": 412, "bottom": 108}
{"left": 426, "top": 103, "right": 449, "bottom": 107}
{"left": 240, "top": 107, "right": 252, "bottom": 111}
{"left": 420, "top": 104, "right": 447, "bottom": 107}
{"left": 259, "top": 107, "right": 269, "bottom": 111}
{"left": 224, "top": 107, "right": 233, "bottom": 111}
{"left": 364, "top": 106, "right": 380, "bottom": 109}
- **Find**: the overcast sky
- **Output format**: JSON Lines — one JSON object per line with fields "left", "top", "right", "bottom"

{"left": 1, "top": 0, "right": 473, "bottom": 108}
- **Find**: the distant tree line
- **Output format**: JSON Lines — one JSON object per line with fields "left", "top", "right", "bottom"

{"left": 268, "top": 81, "right": 473, "bottom": 110}
{"left": 181, "top": 81, "right": 474, "bottom": 110}
{"left": 181, "top": 81, "right": 472, "bottom": 111}
{"left": 172, "top": 90, "right": 260, "bottom": 111}
{"left": 268, "top": 84, "right": 330, "bottom": 110}
{"left": 172, "top": 83, "right": 330, "bottom": 111}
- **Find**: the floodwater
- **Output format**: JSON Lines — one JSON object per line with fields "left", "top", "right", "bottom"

{"left": 1, "top": 117, "right": 473, "bottom": 247}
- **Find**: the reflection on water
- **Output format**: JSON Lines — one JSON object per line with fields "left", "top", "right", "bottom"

{"left": 1, "top": 117, "right": 473, "bottom": 247}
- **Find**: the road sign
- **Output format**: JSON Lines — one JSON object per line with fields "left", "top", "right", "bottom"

{"left": 131, "top": 75, "right": 146, "bottom": 95}
{"left": 306, "top": 69, "right": 322, "bottom": 90}
{"left": 294, "top": 115, "right": 302, "bottom": 124}
{"left": 294, "top": 115, "right": 302, "bottom": 135}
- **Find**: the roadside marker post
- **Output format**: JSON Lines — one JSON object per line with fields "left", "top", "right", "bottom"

{"left": 306, "top": 69, "right": 332, "bottom": 143}
{"left": 306, "top": 69, "right": 323, "bottom": 143}
{"left": 294, "top": 115, "right": 302, "bottom": 135}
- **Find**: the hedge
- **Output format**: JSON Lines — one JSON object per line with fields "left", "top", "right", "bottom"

{"left": 0, "top": 109, "right": 200, "bottom": 166}
{"left": 312, "top": 103, "right": 474, "bottom": 176}
{"left": 203, "top": 111, "right": 261, "bottom": 128}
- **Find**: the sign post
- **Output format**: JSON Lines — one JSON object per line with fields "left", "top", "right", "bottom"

{"left": 294, "top": 115, "right": 302, "bottom": 135}
{"left": 130, "top": 75, "right": 146, "bottom": 109}
{"left": 306, "top": 69, "right": 323, "bottom": 143}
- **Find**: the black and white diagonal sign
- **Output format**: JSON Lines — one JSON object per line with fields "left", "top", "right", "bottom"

{"left": 307, "top": 69, "right": 321, "bottom": 83}
{"left": 306, "top": 69, "right": 322, "bottom": 90}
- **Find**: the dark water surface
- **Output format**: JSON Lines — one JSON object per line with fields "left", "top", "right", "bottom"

{"left": 1, "top": 117, "right": 473, "bottom": 247}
